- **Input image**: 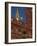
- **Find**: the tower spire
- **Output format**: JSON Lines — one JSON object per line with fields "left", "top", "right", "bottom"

{"left": 16, "top": 8, "right": 20, "bottom": 21}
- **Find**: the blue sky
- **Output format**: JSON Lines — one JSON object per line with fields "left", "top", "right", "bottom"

{"left": 11, "top": 7, "right": 28, "bottom": 22}
{"left": 11, "top": 7, "right": 26, "bottom": 17}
